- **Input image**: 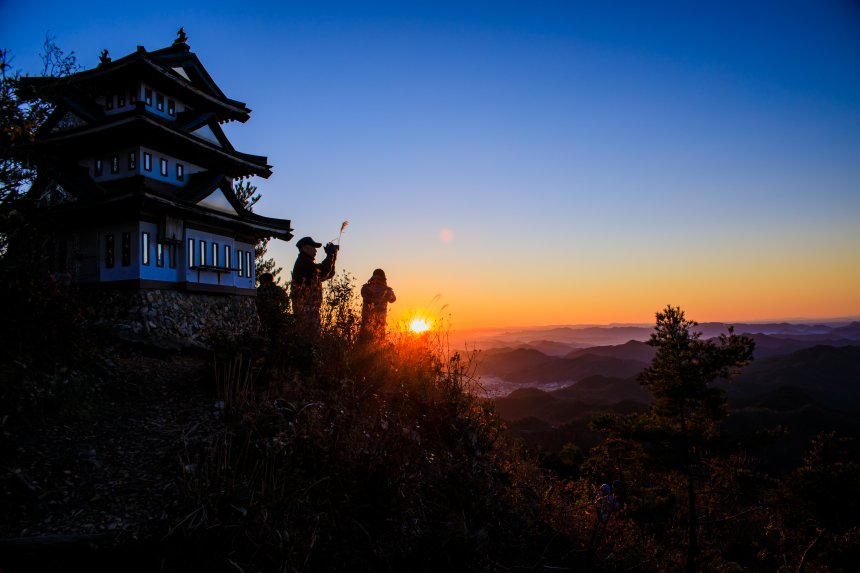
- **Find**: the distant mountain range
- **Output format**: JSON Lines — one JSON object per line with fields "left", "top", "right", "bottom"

{"left": 475, "top": 322, "right": 860, "bottom": 386}
{"left": 476, "top": 346, "right": 650, "bottom": 385}
{"left": 457, "top": 321, "right": 860, "bottom": 355}
{"left": 478, "top": 321, "right": 860, "bottom": 468}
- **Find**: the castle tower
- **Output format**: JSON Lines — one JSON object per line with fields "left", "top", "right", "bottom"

{"left": 21, "top": 30, "right": 293, "bottom": 342}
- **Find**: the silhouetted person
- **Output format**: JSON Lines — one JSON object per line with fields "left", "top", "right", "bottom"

{"left": 257, "top": 272, "right": 289, "bottom": 372}
{"left": 256, "top": 272, "right": 289, "bottom": 338}
{"left": 290, "top": 236, "right": 338, "bottom": 335}
{"left": 359, "top": 268, "right": 396, "bottom": 342}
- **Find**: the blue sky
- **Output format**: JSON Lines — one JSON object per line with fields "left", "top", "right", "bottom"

{"left": 3, "top": 1, "right": 860, "bottom": 328}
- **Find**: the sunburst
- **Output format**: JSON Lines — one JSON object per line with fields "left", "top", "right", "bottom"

{"left": 408, "top": 317, "right": 432, "bottom": 334}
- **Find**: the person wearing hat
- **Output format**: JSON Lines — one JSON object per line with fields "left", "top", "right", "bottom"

{"left": 290, "top": 236, "right": 338, "bottom": 333}
{"left": 359, "top": 268, "right": 396, "bottom": 342}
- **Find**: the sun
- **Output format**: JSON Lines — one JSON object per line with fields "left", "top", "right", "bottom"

{"left": 409, "top": 317, "right": 432, "bottom": 334}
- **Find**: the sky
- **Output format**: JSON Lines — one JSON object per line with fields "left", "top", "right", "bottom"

{"left": 3, "top": 1, "right": 860, "bottom": 330}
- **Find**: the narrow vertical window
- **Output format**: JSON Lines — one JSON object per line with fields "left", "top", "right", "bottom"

{"left": 176, "top": 163, "right": 184, "bottom": 181}
{"left": 199, "top": 240, "right": 207, "bottom": 266}
{"left": 167, "top": 99, "right": 175, "bottom": 116}
{"left": 94, "top": 158, "right": 103, "bottom": 176}
{"left": 156, "top": 94, "right": 164, "bottom": 112}
{"left": 187, "top": 238, "right": 195, "bottom": 268}
{"left": 110, "top": 155, "right": 119, "bottom": 174}
{"left": 159, "top": 158, "right": 168, "bottom": 176}
{"left": 121, "top": 232, "right": 131, "bottom": 266}
{"left": 105, "top": 235, "right": 115, "bottom": 268}
{"left": 128, "top": 151, "right": 136, "bottom": 170}
{"left": 105, "top": 95, "right": 113, "bottom": 110}
{"left": 156, "top": 243, "right": 164, "bottom": 267}
{"left": 169, "top": 244, "right": 177, "bottom": 269}
{"left": 212, "top": 243, "right": 219, "bottom": 267}
{"left": 130, "top": 89, "right": 137, "bottom": 104}
{"left": 143, "top": 152, "right": 152, "bottom": 171}
{"left": 141, "top": 232, "right": 151, "bottom": 266}
{"left": 224, "top": 245, "right": 231, "bottom": 271}
{"left": 144, "top": 88, "right": 152, "bottom": 106}
{"left": 118, "top": 93, "right": 125, "bottom": 107}
{"left": 246, "top": 251, "right": 252, "bottom": 280}
{"left": 237, "top": 249, "right": 244, "bottom": 277}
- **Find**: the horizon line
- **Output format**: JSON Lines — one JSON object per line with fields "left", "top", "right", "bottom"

{"left": 449, "top": 315, "right": 860, "bottom": 333}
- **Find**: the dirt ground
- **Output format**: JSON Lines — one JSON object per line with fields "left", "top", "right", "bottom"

{"left": 0, "top": 343, "right": 222, "bottom": 570}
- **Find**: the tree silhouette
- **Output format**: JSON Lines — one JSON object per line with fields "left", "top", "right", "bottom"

{"left": 593, "top": 305, "right": 754, "bottom": 573}
{"left": 233, "top": 178, "right": 281, "bottom": 281}
{"left": 1, "top": 35, "right": 79, "bottom": 206}
{"left": 0, "top": 37, "right": 83, "bottom": 364}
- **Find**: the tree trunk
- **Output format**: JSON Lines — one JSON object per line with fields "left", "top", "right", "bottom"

{"left": 685, "top": 473, "right": 698, "bottom": 573}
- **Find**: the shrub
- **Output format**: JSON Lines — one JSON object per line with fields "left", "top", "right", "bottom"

{"left": 176, "top": 273, "right": 569, "bottom": 571}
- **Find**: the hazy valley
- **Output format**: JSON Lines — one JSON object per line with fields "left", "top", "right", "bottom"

{"left": 464, "top": 321, "right": 860, "bottom": 467}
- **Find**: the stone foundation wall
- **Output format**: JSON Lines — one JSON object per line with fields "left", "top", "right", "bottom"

{"left": 85, "top": 289, "right": 260, "bottom": 346}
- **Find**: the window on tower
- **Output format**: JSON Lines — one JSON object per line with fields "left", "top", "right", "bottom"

{"left": 156, "top": 94, "right": 164, "bottom": 112}
{"left": 176, "top": 163, "right": 184, "bottom": 181}
{"left": 105, "top": 95, "right": 113, "bottom": 110}
{"left": 187, "top": 238, "right": 195, "bottom": 268}
{"left": 128, "top": 151, "right": 136, "bottom": 171}
{"left": 143, "top": 152, "right": 152, "bottom": 172}
{"left": 94, "top": 158, "right": 103, "bottom": 177}
{"left": 105, "top": 234, "right": 115, "bottom": 268}
{"left": 145, "top": 88, "right": 152, "bottom": 106}
{"left": 121, "top": 232, "right": 131, "bottom": 266}
{"left": 141, "top": 232, "right": 151, "bottom": 266}
{"left": 111, "top": 155, "right": 119, "bottom": 174}
{"left": 160, "top": 158, "right": 168, "bottom": 177}
{"left": 168, "top": 99, "right": 175, "bottom": 116}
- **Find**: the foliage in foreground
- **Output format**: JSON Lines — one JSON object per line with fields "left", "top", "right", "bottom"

{"left": 171, "top": 293, "right": 860, "bottom": 573}
{"left": 177, "top": 274, "right": 568, "bottom": 571}
{"left": 4, "top": 252, "right": 856, "bottom": 573}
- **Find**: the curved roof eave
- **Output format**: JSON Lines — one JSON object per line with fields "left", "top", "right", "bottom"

{"left": 36, "top": 114, "right": 272, "bottom": 178}
{"left": 144, "top": 192, "right": 293, "bottom": 240}
{"left": 22, "top": 53, "right": 251, "bottom": 123}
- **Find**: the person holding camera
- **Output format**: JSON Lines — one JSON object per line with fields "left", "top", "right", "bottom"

{"left": 290, "top": 236, "right": 339, "bottom": 334}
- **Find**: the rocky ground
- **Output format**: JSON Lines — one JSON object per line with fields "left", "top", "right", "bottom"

{"left": 0, "top": 342, "right": 223, "bottom": 571}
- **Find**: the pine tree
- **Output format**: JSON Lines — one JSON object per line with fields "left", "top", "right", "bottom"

{"left": 233, "top": 178, "right": 282, "bottom": 282}
{"left": 643, "top": 306, "right": 754, "bottom": 572}
{"left": 593, "top": 305, "right": 754, "bottom": 573}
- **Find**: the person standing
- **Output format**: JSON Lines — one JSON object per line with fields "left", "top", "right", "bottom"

{"left": 256, "top": 272, "right": 289, "bottom": 372}
{"left": 256, "top": 272, "right": 289, "bottom": 337}
{"left": 290, "top": 236, "right": 338, "bottom": 334}
{"left": 359, "top": 268, "right": 396, "bottom": 342}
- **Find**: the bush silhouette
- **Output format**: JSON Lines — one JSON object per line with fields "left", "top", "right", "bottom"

{"left": 181, "top": 273, "right": 566, "bottom": 571}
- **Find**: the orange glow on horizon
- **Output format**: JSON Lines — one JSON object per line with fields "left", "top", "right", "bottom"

{"left": 382, "top": 245, "right": 860, "bottom": 330}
